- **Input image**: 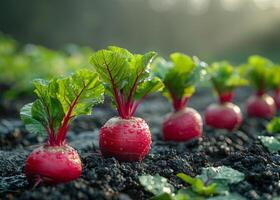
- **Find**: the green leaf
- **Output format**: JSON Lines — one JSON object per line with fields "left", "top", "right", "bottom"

{"left": 151, "top": 193, "right": 175, "bottom": 200}
{"left": 153, "top": 53, "right": 206, "bottom": 101}
{"left": 177, "top": 189, "right": 205, "bottom": 200}
{"left": 89, "top": 47, "right": 131, "bottom": 89}
{"left": 20, "top": 69, "right": 104, "bottom": 142}
{"left": 20, "top": 103, "right": 47, "bottom": 135}
{"left": 208, "top": 61, "right": 247, "bottom": 93}
{"left": 177, "top": 173, "right": 217, "bottom": 197}
{"left": 259, "top": 136, "right": 280, "bottom": 153}
{"left": 57, "top": 69, "right": 104, "bottom": 116}
{"left": 207, "top": 193, "right": 246, "bottom": 200}
{"left": 267, "top": 117, "right": 280, "bottom": 134}
{"left": 270, "top": 65, "right": 280, "bottom": 89}
{"left": 134, "top": 77, "right": 164, "bottom": 100}
{"left": 90, "top": 46, "right": 161, "bottom": 117}
{"left": 139, "top": 175, "right": 175, "bottom": 196}
{"left": 198, "top": 166, "right": 245, "bottom": 185}
{"left": 240, "top": 55, "right": 273, "bottom": 90}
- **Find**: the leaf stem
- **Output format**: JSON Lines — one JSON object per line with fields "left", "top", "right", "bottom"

{"left": 55, "top": 84, "right": 86, "bottom": 145}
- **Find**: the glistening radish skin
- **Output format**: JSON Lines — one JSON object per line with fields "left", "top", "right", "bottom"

{"left": 205, "top": 101, "right": 242, "bottom": 131}
{"left": 99, "top": 117, "right": 151, "bottom": 161}
{"left": 270, "top": 66, "right": 280, "bottom": 110}
{"left": 204, "top": 62, "right": 247, "bottom": 131}
{"left": 25, "top": 145, "right": 82, "bottom": 184}
{"left": 163, "top": 107, "right": 202, "bottom": 141}
{"left": 20, "top": 69, "right": 104, "bottom": 185}
{"left": 240, "top": 55, "right": 276, "bottom": 118}
{"left": 273, "top": 89, "right": 280, "bottom": 109}
{"left": 152, "top": 53, "right": 206, "bottom": 141}
{"left": 246, "top": 91, "right": 276, "bottom": 118}
{"left": 90, "top": 46, "right": 163, "bottom": 161}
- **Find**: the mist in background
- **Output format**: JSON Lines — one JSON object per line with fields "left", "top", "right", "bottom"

{"left": 1, "top": 0, "right": 280, "bottom": 64}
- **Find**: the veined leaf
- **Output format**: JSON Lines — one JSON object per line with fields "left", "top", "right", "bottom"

{"left": 20, "top": 69, "right": 104, "bottom": 144}
{"left": 134, "top": 77, "right": 164, "bottom": 100}
{"left": 57, "top": 69, "right": 104, "bottom": 116}
{"left": 153, "top": 53, "right": 206, "bottom": 101}
{"left": 90, "top": 46, "right": 161, "bottom": 118}
{"left": 207, "top": 61, "right": 247, "bottom": 94}
{"left": 20, "top": 103, "right": 47, "bottom": 135}
{"left": 240, "top": 55, "right": 273, "bottom": 90}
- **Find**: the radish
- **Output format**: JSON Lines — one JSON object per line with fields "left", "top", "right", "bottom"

{"left": 152, "top": 53, "right": 205, "bottom": 141}
{"left": 247, "top": 90, "right": 276, "bottom": 118}
{"left": 205, "top": 61, "right": 247, "bottom": 131}
{"left": 90, "top": 46, "right": 163, "bottom": 161}
{"left": 20, "top": 69, "right": 104, "bottom": 185}
{"left": 270, "top": 65, "right": 280, "bottom": 109}
{"left": 241, "top": 55, "right": 276, "bottom": 118}
{"left": 273, "top": 89, "right": 280, "bottom": 109}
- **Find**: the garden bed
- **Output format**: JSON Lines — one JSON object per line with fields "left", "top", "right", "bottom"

{"left": 0, "top": 89, "right": 280, "bottom": 200}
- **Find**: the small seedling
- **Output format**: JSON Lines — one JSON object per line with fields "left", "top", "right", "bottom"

{"left": 139, "top": 166, "right": 245, "bottom": 200}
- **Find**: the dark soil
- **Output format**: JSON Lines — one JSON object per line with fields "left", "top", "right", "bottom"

{"left": 0, "top": 88, "right": 280, "bottom": 200}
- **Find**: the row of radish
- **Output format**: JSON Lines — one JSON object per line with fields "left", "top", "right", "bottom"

{"left": 19, "top": 46, "right": 280, "bottom": 185}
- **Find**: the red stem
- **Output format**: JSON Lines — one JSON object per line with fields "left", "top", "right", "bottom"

{"left": 275, "top": 88, "right": 280, "bottom": 95}
{"left": 218, "top": 91, "right": 233, "bottom": 104}
{"left": 102, "top": 52, "right": 126, "bottom": 118}
{"left": 55, "top": 85, "right": 86, "bottom": 145}
{"left": 125, "top": 68, "right": 145, "bottom": 118}
{"left": 256, "top": 89, "right": 265, "bottom": 96}
{"left": 170, "top": 91, "right": 188, "bottom": 112}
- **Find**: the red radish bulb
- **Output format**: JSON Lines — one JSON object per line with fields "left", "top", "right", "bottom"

{"left": 20, "top": 69, "right": 104, "bottom": 184}
{"left": 163, "top": 107, "right": 202, "bottom": 141}
{"left": 90, "top": 47, "right": 163, "bottom": 161}
{"left": 205, "top": 92, "right": 242, "bottom": 131}
{"left": 273, "top": 89, "right": 280, "bottom": 109}
{"left": 99, "top": 117, "right": 151, "bottom": 161}
{"left": 246, "top": 91, "right": 276, "bottom": 118}
{"left": 25, "top": 145, "right": 82, "bottom": 184}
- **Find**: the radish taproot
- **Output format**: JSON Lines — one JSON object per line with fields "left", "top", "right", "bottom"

{"left": 90, "top": 46, "right": 163, "bottom": 161}
{"left": 205, "top": 61, "right": 247, "bottom": 131}
{"left": 20, "top": 69, "right": 104, "bottom": 185}
{"left": 240, "top": 55, "right": 276, "bottom": 118}
{"left": 152, "top": 53, "right": 205, "bottom": 141}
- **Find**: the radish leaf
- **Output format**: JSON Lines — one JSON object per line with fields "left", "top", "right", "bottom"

{"left": 20, "top": 69, "right": 104, "bottom": 144}
{"left": 207, "top": 61, "right": 247, "bottom": 94}
{"left": 153, "top": 53, "right": 206, "bottom": 100}
{"left": 90, "top": 46, "right": 163, "bottom": 118}
{"left": 267, "top": 117, "right": 280, "bottom": 133}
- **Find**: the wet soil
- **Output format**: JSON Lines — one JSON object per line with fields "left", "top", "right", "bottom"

{"left": 0, "top": 88, "right": 280, "bottom": 200}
